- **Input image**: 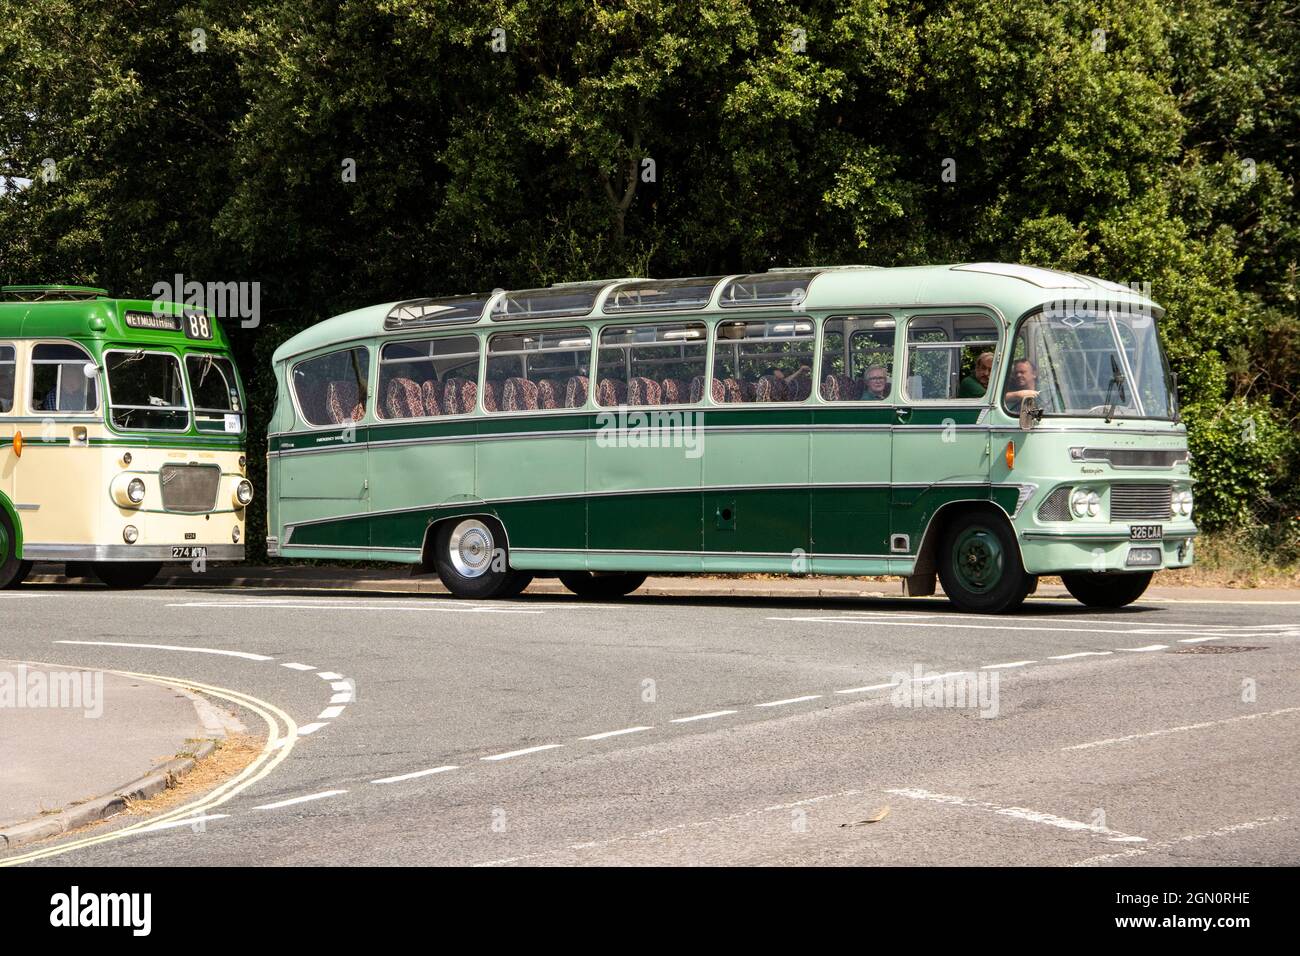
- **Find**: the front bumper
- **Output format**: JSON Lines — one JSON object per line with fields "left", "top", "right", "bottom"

{"left": 21, "top": 543, "right": 247, "bottom": 562}
{"left": 1018, "top": 528, "right": 1197, "bottom": 574}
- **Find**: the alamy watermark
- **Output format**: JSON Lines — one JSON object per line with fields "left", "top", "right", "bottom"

{"left": 890, "top": 664, "right": 1000, "bottom": 718}
{"left": 0, "top": 664, "right": 103, "bottom": 718}
{"left": 152, "top": 273, "right": 260, "bottom": 329}
{"left": 595, "top": 407, "right": 704, "bottom": 459}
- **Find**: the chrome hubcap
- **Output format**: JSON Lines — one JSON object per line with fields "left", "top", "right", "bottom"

{"left": 448, "top": 519, "right": 495, "bottom": 578}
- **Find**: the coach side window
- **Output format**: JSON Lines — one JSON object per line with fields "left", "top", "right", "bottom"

{"left": 30, "top": 343, "right": 98, "bottom": 414}
{"left": 820, "top": 317, "right": 896, "bottom": 401}
{"left": 596, "top": 323, "right": 707, "bottom": 406}
{"left": 903, "top": 315, "right": 999, "bottom": 402}
{"left": 378, "top": 335, "right": 480, "bottom": 419}
{"left": 486, "top": 328, "right": 592, "bottom": 412}
{"left": 292, "top": 347, "right": 370, "bottom": 426}
{"left": 0, "top": 345, "right": 14, "bottom": 413}
{"left": 711, "top": 319, "right": 815, "bottom": 403}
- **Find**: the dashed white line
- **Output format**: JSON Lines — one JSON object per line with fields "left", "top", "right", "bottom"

{"left": 580, "top": 726, "right": 653, "bottom": 741}
{"left": 371, "top": 766, "right": 459, "bottom": 784}
{"left": 329, "top": 692, "right": 353, "bottom": 704}
{"left": 481, "top": 744, "right": 564, "bottom": 761}
{"left": 297, "top": 722, "right": 328, "bottom": 736}
{"left": 834, "top": 682, "right": 900, "bottom": 695}
{"left": 330, "top": 681, "right": 353, "bottom": 691}
{"left": 670, "top": 710, "right": 737, "bottom": 723}
{"left": 253, "top": 790, "right": 348, "bottom": 811}
{"left": 1116, "top": 644, "right": 1169, "bottom": 652}
{"left": 317, "top": 672, "right": 344, "bottom": 681}
{"left": 1047, "top": 651, "right": 1114, "bottom": 660}
{"left": 755, "top": 695, "right": 822, "bottom": 708}
{"left": 318, "top": 705, "right": 346, "bottom": 720}
{"left": 982, "top": 660, "right": 1037, "bottom": 670}
{"left": 1176, "top": 636, "right": 1223, "bottom": 644}
{"left": 885, "top": 787, "right": 1146, "bottom": 843}
{"left": 1061, "top": 707, "right": 1300, "bottom": 751}
{"left": 53, "top": 640, "right": 273, "bottom": 661}
{"left": 1073, "top": 815, "right": 1293, "bottom": 866}
{"left": 281, "top": 662, "right": 316, "bottom": 671}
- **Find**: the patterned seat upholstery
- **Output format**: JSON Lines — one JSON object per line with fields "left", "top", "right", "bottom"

{"left": 721, "top": 377, "right": 749, "bottom": 403}
{"left": 596, "top": 377, "right": 627, "bottom": 406}
{"left": 443, "top": 377, "right": 477, "bottom": 415}
{"left": 326, "top": 381, "right": 364, "bottom": 424}
{"left": 564, "top": 375, "right": 589, "bottom": 408}
{"left": 480, "top": 379, "right": 500, "bottom": 412}
{"left": 659, "top": 377, "right": 687, "bottom": 404}
{"left": 536, "top": 379, "right": 562, "bottom": 410}
{"left": 753, "top": 374, "right": 787, "bottom": 403}
{"left": 628, "top": 376, "right": 662, "bottom": 406}
{"left": 689, "top": 375, "right": 724, "bottom": 403}
{"left": 501, "top": 377, "right": 539, "bottom": 412}
{"left": 420, "top": 379, "right": 443, "bottom": 416}
{"left": 385, "top": 377, "right": 424, "bottom": 418}
{"left": 821, "top": 373, "right": 863, "bottom": 401}
{"left": 785, "top": 377, "right": 812, "bottom": 401}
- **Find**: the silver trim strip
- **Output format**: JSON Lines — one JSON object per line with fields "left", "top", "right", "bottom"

{"left": 512, "top": 546, "right": 898, "bottom": 560}
{"left": 21, "top": 543, "right": 247, "bottom": 561}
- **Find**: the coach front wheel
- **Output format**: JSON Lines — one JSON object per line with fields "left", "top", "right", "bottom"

{"left": 937, "top": 513, "right": 1032, "bottom": 614}
{"left": 433, "top": 517, "right": 532, "bottom": 599}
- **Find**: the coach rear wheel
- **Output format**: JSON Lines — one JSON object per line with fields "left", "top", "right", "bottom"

{"left": 433, "top": 517, "right": 532, "bottom": 599}
{"left": 937, "top": 512, "right": 1032, "bottom": 614}
{"left": 93, "top": 561, "right": 162, "bottom": 589}
{"left": 1060, "top": 571, "right": 1154, "bottom": 609}
{"left": 558, "top": 571, "right": 647, "bottom": 599}
{"left": 0, "top": 510, "right": 31, "bottom": 588}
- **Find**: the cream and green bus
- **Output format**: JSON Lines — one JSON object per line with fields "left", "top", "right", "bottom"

{"left": 266, "top": 264, "right": 1195, "bottom": 613}
{"left": 0, "top": 285, "right": 252, "bottom": 588}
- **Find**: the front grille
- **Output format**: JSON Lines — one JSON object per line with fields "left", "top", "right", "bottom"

{"left": 1109, "top": 484, "right": 1173, "bottom": 521}
{"left": 1037, "top": 486, "right": 1074, "bottom": 522}
{"left": 1077, "top": 447, "right": 1187, "bottom": 468}
{"left": 159, "top": 464, "right": 221, "bottom": 514}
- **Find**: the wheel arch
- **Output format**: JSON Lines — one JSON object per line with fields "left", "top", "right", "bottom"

{"left": 420, "top": 509, "right": 512, "bottom": 570}
{"left": 0, "top": 490, "right": 24, "bottom": 559}
{"left": 912, "top": 498, "right": 1027, "bottom": 580}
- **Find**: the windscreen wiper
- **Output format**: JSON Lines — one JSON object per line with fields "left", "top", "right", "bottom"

{"left": 1102, "top": 354, "right": 1128, "bottom": 422}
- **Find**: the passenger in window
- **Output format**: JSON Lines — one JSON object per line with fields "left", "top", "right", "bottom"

{"left": 959, "top": 351, "right": 994, "bottom": 398}
{"left": 862, "top": 365, "right": 890, "bottom": 400}
{"left": 1005, "top": 358, "right": 1040, "bottom": 412}
{"left": 43, "top": 368, "right": 92, "bottom": 412}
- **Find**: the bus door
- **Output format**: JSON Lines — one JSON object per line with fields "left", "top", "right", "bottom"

{"left": 809, "top": 316, "right": 895, "bottom": 570}
{"left": 0, "top": 342, "right": 16, "bottom": 513}
{"left": 890, "top": 313, "right": 1000, "bottom": 562}
{"left": 278, "top": 346, "right": 371, "bottom": 550}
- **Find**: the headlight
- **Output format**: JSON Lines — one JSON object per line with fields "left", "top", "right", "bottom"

{"left": 127, "top": 477, "right": 146, "bottom": 504}
{"left": 234, "top": 480, "right": 254, "bottom": 507}
{"left": 1086, "top": 491, "right": 1100, "bottom": 517}
{"left": 1070, "top": 489, "right": 1093, "bottom": 518}
{"left": 1173, "top": 489, "right": 1194, "bottom": 517}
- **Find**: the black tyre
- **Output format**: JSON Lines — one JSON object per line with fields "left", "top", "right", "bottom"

{"left": 557, "top": 571, "right": 647, "bottom": 599}
{"left": 93, "top": 561, "right": 162, "bottom": 589}
{"left": 0, "top": 508, "right": 30, "bottom": 588}
{"left": 937, "top": 512, "right": 1032, "bottom": 614}
{"left": 432, "top": 517, "right": 530, "bottom": 599}
{"left": 1060, "top": 571, "right": 1154, "bottom": 609}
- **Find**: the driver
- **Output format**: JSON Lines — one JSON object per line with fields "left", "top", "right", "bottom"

{"left": 1004, "top": 358, "right": 1040, "bottom": 413}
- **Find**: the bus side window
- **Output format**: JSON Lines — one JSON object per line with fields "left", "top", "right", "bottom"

{"left": 377, "top": 335, "right": 479, "bottom": 420}
{"left": 596, "top": 323, "right": 707, "bottom": 406}
{"left": 903, "top": 316, "right": 998, "bottom": 401}
{"left": 712, "top": 319, "right": 815, "bottom": 403}
{"left": 30, "top": 343, "right": 97, "bottom": 413}
{"left": 820, "top": 317, "right": 895, "bottom": 401}
{"left": 292, "top": 347, "right": 370, "bottom": 426}
{"left": 486, "top": 328, "right": 591, "bottom": 412}
{"left": 0, "top": 344, "right": 14, "bottom": 413}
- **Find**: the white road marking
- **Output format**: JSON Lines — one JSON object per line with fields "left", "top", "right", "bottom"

{"left": 371, "top": 766, "right": 459, "bottom": 784}
{"left": 296, "top": 722, "right": 328, "bottom": 736}
{"left": 885, "top": 787, "right": 1146, "bottom": 843}
{"left": 982, "top": 660, "right": 1037, "bottom": 669}
{"left": 317, "top": 672, "right": 343, "bottom": 680}
{"left": 834, "top": 682, "right": 901, "bottom": 694}
{"left": 134, "top": 814, "right": 230, "bottom": 834}
{"left": 253, "top": 789, "right": 347, "bottom": 810}
{"left": 168, "top": 601, "right": 543, "bottom": 615}
{"left": 580, "top": 726, "right": 653, "bottom": 741}
{"left": 756, "top": 695, "right": 822, "bottom": 708}
{"left": 911, "top": 672, "right": 971, "bottom": 683}
{"left": 768, "top": 616, "right": 1251, "bottom": 640}
{"left": 1047, "top": 651, "right": 1114, "bottom": 660}
{"left": 670, "top": 710, "right": 737, "bottom": 723}
{"left": 1116, "top": 644, "right": 1169, "bottom": 652}
{"left": 53, "top": 640, "right": 272, "bottom": 661}
{"left": 281, "top": 662, "right": 316, "bottom": 671}
{"left": 329, "top": 692, "right": 352, "bottom": 704}
{"left": 330, "top": 681, "right": 352, "bottom": 691}
{"left": 1061, "top": 707, "right": 1300, "bottom": 751}
{"left": 1074, "top": 815, "right": 1293, "bottom": 866}
{"left": 481, "top": 744, "right": 564, "bottom": 761}
{"left": 1176, "top": 636, "right": 1223, "bottom": 644}
{"left": 318, "top": 705, "right": 346, "bottom": 720}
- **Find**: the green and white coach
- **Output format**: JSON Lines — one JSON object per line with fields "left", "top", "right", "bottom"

{"left": 266, "top": 264, "right": 1195, "bottom": 613}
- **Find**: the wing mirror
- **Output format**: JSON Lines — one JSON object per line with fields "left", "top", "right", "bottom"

{"left": 1019, "top": 394, "right": 1041, "bottom": 431}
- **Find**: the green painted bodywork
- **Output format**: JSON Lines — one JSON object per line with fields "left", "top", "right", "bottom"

{"left": 268, "top": 264, "right": 1198, "bottom": 578}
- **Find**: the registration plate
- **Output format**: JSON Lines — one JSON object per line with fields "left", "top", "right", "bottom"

{"left": 1129, "top": 524, "right": 1163, "bottom": 541}
{"left": 170, "top": 546, "right": 208, "bottom": 559}
{"left": 1126, "top": 547, "right": 1161, "bottom": 567}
